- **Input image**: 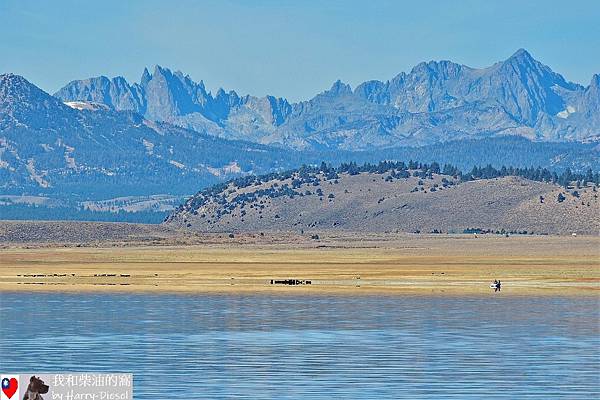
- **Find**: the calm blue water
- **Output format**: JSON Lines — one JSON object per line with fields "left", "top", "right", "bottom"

{"left": 1, "top": 293, "right": 598, "bottom": 399}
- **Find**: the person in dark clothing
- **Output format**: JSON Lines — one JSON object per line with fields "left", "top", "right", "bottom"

{"left": 491, "top": 279, "right": 501, "bottom": 292}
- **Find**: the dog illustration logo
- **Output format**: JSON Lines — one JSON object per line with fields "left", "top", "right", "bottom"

{"left": 22, "top": 376, "right": 48, "bottom": 400}
{"left": 1, "top": 375, "right": 19, "bottom": 400}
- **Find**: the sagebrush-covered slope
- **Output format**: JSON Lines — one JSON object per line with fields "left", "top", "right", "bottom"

{"left": 166, "top": 168, "right": 600, "bottom": 235}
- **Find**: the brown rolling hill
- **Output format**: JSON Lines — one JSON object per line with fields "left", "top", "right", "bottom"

{"left": 165, "top": 168, "right": 600, "bottom": 235}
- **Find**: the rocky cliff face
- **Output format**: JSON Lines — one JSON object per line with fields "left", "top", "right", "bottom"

{"left": 55, "top": 65, "right": 292, "bottom": 142}
{"left": 55, "top": 49, "right": 599, "bottom": 150}
{"left": 54, "top": 75, "right": 145, "bottom": 113}
{"left": 362, "top": 49, "right": 578, "bottom": 120}
{"left": 581, "top": 74, "right": 600, "bottom": 119}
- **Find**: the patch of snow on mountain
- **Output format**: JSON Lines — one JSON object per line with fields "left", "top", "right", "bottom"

{"left": 556, "top": 105, "right": 576, "bottom": 119}
{"left": 169, "top": 160, "right": 185, "bottom": 169}
{"left": 64, "top": 101, "right": 109, "bottom": 111}
{"left": 142, "top": 139, "right": 154, "bottom": 155}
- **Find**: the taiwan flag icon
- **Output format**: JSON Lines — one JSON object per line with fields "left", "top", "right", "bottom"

{"left": 1, "top": 375, "right": 19, "bottom": 400}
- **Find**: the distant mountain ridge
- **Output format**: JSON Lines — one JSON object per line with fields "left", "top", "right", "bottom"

{"left": 1, "top": 67, "right": 599, "bottom": 222}
{"left": 0, "top": 73, "right": 300, "bottom": 199}
{"left": 55, "top": 65, "right": 293, "bottom": 145}
{"left": 1, "top": 73, "right": 599, "bottom": 198}
{"left": 55, "top": 49, "right": 600, "bottom": 150}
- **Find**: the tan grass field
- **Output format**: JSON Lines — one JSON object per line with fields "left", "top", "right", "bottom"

{"left": 0, "top": 234, "right": 598, "bottom": 296}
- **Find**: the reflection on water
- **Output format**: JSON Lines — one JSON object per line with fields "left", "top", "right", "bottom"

{"left": 1, "top": 293, "right": 599, "bottom": 399}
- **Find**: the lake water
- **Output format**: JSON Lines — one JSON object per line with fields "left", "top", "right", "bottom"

{"left": 1, "top": 293, "right": 598, "bottom": 399}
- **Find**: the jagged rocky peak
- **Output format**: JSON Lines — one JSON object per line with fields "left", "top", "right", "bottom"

{"left": 308, "top": 80, "right": 354, "bottom": 104}
{"left": 483, "top": 48, "right": 580, "bottom": 122}
{"left": 240, "top": 95, "right": 293, "bottom": 126}
{"left": 584, "top": 74, "right": 599, "bottom": 100}
{"left": 50, "top": 50, "right": 599, "bottom": 148}
{"left": 141, "top": 67, "right": 151, "bottom": 85}
{"left": 215, "top": 87, "right": 240, "bottom": 101}
{"left": 137, "top": 65, "right": 243, "bottom": 117}
{"left": 409, "top": 59, "right": 466, "bottom": 78}
{"left": 145, "top": 65, "right": 175, "bottom": 91}
{"left": 147, "top": 65, "right": 195, "bottom": 89}
{"left": 507, "top": 48, "right": 534, "bottom": 62}
{"left": 143, "top": 65, "right": 189, "bottom": 119}
{"left": 152, "top": 64, "right": 168, "bottom": 77}
{"left": 498, "top": 48, "right": 579, "bottom": 90}
{"left": 589, "top": 74, "right": 600, "bottom": 89}
{"left": 53, "top": 64, "right": 297, "bottom": 133}
{"left": 265, "top": 95, "right": 292, "bottom": 125}
{"left": 55, "top": 73, "right": 145, "bottom": 112}
{"left": 501, "top": 49, "right": 541, "bottom": 73}
{"left": 173, "top": 69, "right": 186, "bottom": 81}
{"left": 487, "top": 48, "right": 538, "bottom": 73}
{"left": 327, "top": 79, "right": 353, "bottom": 96}
{"left": 354, "top": 79, "right": 385, "bottom": 94}
{"left": 581, "top": 74, "right": 600, "bottom": 113}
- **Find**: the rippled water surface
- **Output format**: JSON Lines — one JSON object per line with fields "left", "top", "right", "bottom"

{"left": 1, "top": 293, "right": 599, "bottom": 399}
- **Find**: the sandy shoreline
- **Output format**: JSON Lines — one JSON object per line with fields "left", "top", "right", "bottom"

{"left": 1, "top": 233, "right": 598, "bottom": 296}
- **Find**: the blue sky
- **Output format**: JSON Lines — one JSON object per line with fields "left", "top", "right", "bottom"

{"left": 1, "top": 0, "right": 599, "bottom": 101}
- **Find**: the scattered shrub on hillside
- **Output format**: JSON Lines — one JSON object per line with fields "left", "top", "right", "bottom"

{"left": 181, "top": 159, "right": 600, "bottom": 218}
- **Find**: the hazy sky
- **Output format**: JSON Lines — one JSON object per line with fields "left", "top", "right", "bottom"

{"left": 1, "top": 0, "right": 599, "bottom": 101}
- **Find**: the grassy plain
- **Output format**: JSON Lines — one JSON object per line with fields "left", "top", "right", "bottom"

{"left": 1, "top": 233, "right": 598, "bottom": 296}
